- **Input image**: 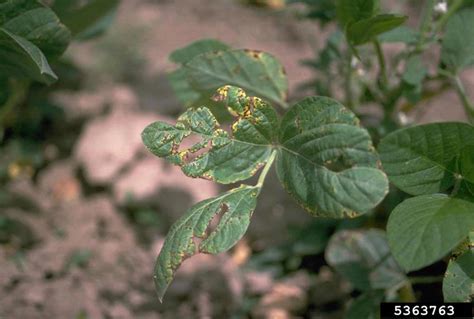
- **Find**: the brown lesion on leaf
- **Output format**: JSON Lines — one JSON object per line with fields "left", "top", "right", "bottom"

{"left": 244, "top": 49, "right": 263, "bottom": 59}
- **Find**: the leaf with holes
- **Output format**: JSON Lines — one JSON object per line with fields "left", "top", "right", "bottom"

{"left": 154, "top": 184, "right": 260, "bottom": 301}
{"left": 276, "top": 96, "right": 388, "bottom": 218}
{"left": 326, "top": 229, "right": 406, "bottom": 291}
{"left": 379, "top": 122, "right": 474, "bottom": 196}
{"left": 142, "top": 86, "right": 278, "bottom": 184}
{"left": 387, "top": 194, "right": 474, "bottom": 271}
{"left": 184, "top": 49, "right": 288, "bottom": 108}
{"left": 443, "top": 250, "right": 474, "bottom": 302}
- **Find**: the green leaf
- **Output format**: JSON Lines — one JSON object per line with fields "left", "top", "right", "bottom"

{"left": 168, "top": 39, "right": 231, "bottom": 107}
{"left": 276, "top": 96, "right": 388, "bottom": 218}
{"left": 326, "top": 229, "right": 406, "bottom": 291}
{"left": 346, "top": 291, "right": 385, "bottom": 319}
{"left": 170, "top": 38, "right": 230, "bottom": 64}
{"left": 347, "top": 14, "right": 408, "bottom": 46}
{"left": 154, "top": 184, "right": 260, "bottom": 301}
{"left": 168, "top": 67, "right": 202, "bottom": 107}
{"left": 379, "top": 122, "right": 474, "bottom": 196}
{"left": 0, "top": 0, "right": 71, "bottom": 83}
{"left": 403, "top": 54, "right": 427, "bottom": 86}
{"left": 1, "top": 0, "right": 70, "bottom": 58}
{"left": 52, "top": 0, "right": 119, "bottom": 38}
{"left": 378, "top": 25, "right": 419, "bottom": 44}
{"left": 387, "top": 194, "right": 474, "bottom": 271}
{"left": 459, "top": 145, "right": 474, "bottom": 195}
{"left": 0, "top": 28, "right": 57, "bottom": 84}
{"left": 441, "top": 8, "right": 474, "bottom": 71}
{"left": 335, "top": 0, "right": 379, "bottom": 27}
{"left": 183, "top": 49, "right": 288, "bottom": 107}
{"left": 443, "top": 250, "right": 474, "bottom": 302}
{"left": 142, "top": 86, "right": 278, "bottom": 184}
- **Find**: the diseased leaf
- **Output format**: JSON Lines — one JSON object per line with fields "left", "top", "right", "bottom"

{"left": 0, "top": 28, "right": 57, "bottom": 84}
{"left": 441, "top": 8, "right": 474, "bottom": 71}
{"left": 335, "top": 0, "right": 379, "bottom": 27}
{"left": 170, "top": 38, "right": 230, "bottom": 64}
{"left": 346, "top": 290, "right": 385, "bottom": 319}
{"left": 142, "top": 86, "right": 278, "bottom": 184}
{"left": 0, "top": 0, "right": 70, "bottom": 58}
{"left": 326, "top": 229, "right": 406, "bottom": 291}
{"left": 443, "top": 250, "right": 474, "bottom": 302}
{"left": 379, "top": 122, "right": 474, "bottom": 195}
{"left": 387, "top": 194, "right": 474, "bottom": 271}
{"left": 276, "top": 96, "right": 388, "bottom": 218}
{"left": 184, "top": 49, "right": 288, "bottom": 107}
{"left": 347, "top": 14, "right": 408, "bottom": 46}
{"left": 154, "top": 185, "right": 260, "bottom": 301}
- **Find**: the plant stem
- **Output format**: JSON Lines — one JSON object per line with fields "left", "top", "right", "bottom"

{"left": 409, "top": 276, "right": 443, "bottom": 285}
{"left": 344, "top": 51, "right": 354, "bottom": 109}
{"left": 452, "top": 75, "right": 474, "bottom": 123}
{"left": 257, "top": 149, "right": 277, "bottom": 187}
{"left": 399, "top": 281, "right": 417, "bottom": 302}
{"left": 434, "top": 0, "right": 464, "bottom": 33}
{"left": 419, "top": 0, "right": 436, "bottom": 35}
{"left": 373, "top": 40, "right": 388, "bottom": 93}
{"left": 0, "top": 79, "right": 29, "bottom": 131}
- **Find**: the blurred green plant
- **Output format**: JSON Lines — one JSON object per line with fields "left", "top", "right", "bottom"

{"left": 0, "top": 0, "right": 119, "bottom": 181}
{"left": 0, "top": 0, "right": 120, "bottom": 264}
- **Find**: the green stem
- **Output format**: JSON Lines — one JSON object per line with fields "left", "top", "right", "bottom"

{"left": 345, "top": 51, "right": 354, "bottom": 109}
{"left": 0, "top": 79, "right": 29, "bottom": 130}
{"left": 434, "top": 0, "right": 464, "bottom": 33}
{"left": 419, "top": 0, "right": 436, "bottom": 35}
{"left": 453, "top": 75, "right": 474, "bottom": 123}
{"left": 409, "top": 276, "right": 443, "bottom": 285}
{"left": 414, "top": 0, "right": 435, "bottom": 52}
{"left": 399, "top": 281, "right": 417, "bottom": 302}
{"left": 257, "top": 149, "right": 277, "bottom": 187}
{"left": 373, "top": 40, "right": 388, "bottom": 92}
{"left": 451, "top": 174, "right": 463, "bottom": 196}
